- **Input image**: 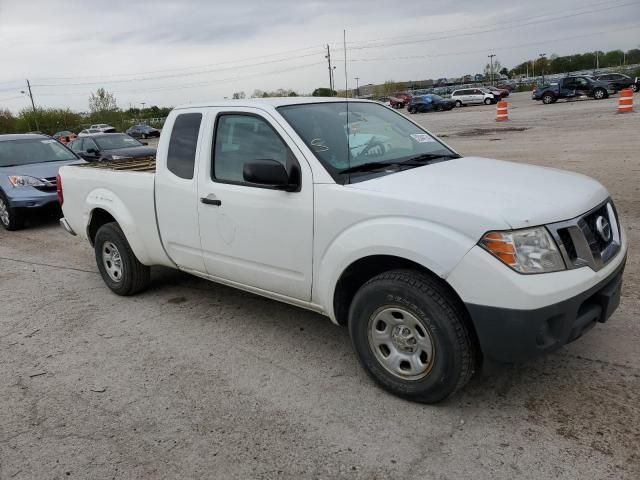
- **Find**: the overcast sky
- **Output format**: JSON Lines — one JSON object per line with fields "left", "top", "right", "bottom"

{"left": 1, "top": 0, "right": 639, "bottom": 112}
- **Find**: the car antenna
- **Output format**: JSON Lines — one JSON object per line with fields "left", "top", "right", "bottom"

{"left": 344, "top": 29, "right": 351, "bottom": 184}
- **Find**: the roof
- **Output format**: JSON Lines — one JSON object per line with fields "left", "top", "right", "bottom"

{"left": 174, "top": 96, "right": 374, "bottom": 110}
{"left": 80, "top": 132, "right": 127, "bottom": 137}
{"left": 0, "top": 133, "right": 49, "bottom": 142}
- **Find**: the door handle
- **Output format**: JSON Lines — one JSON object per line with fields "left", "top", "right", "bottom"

{"left": 200, "top": 195, "right": 222, "bottom": 206}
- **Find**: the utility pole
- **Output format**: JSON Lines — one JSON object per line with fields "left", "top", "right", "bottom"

{"left": 354, "top": 77, "right": 360, "bottom": 98}
{"left": 487, "top": 54, "right": 496, "bottom": 85}
{"left": 25, "top": 79, "right": 39, "bottom": 131}
{"left": 325, "top": 45, "right": 333, "bottom": 95}
{"left": 343, "top": 30, "right": 348, "bottom": 98}
{"left": 595, "top": 50, "right": 600, "bottom": 71}
{"left": 539, "top": 53, "right": 546, "bottom": 84}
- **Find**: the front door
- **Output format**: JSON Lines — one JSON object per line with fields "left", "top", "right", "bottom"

{"left": 197, "top": 109, "right": 314, "bottom": 301}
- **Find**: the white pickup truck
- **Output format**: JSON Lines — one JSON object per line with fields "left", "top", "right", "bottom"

{"left": 58, "top": 98, "right": 627, "bottom": 403}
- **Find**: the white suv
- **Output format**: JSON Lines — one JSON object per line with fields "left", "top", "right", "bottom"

{"left": 451, "top": 88, "right": 496, "bottom": 107}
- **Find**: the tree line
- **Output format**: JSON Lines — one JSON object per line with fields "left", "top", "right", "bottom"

{"left": 510, "top": 49, "right": 640, "bottom": 77}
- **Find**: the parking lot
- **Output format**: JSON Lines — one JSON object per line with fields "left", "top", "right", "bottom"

{"left": 1, "top": 92, "right": 639, "bottom": 479}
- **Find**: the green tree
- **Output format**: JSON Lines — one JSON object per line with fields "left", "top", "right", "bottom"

{"left": 232, "top": 91, "right": 246, "bottom": 99}
{"left": 312, "top": 87, "right": 336, "bottom": 97}
{"left": 89, "top": 88, "right": 117, "bottom": 113}
{"left": 0, "top": 109, "right": 17, "bottom": 134}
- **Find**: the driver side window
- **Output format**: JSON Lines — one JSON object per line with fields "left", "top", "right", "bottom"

{"left": 213, "top": 114, "right": 293, "bottom": 184}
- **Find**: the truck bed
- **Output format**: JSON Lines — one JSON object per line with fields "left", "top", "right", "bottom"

{"left": 78, "top": 156, "right": 156, "bottom": 173}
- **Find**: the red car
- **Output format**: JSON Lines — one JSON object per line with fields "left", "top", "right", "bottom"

{"left": 389, "top": 93, "right": 412, "bottom": 109}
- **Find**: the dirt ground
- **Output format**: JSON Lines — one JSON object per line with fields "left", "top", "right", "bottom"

{"left": 1, "top": 92, "right": 639, "bottom": 479}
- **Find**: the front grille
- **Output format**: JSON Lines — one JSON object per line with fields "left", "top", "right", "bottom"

{"left": 549, "top": 199, "right": 621, "bottom": 272}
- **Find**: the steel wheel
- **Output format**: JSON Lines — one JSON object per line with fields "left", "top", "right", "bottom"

{"left": 0, "top": 196, "right": 9, "bottom": 227}
{"left": 102, "top": 241, "right": 123, "bottom": 282}
{"left": 367, "top": 306, "right": 435, "bottom": 380}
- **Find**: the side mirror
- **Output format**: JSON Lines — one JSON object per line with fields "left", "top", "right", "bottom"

{"left": 243, "top": 159, "right": 296, "bottom": 191}
{"left": 86, "top": 147, "right": 100, "bottom": 155}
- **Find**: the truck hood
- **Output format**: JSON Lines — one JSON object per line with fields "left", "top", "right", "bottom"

{"left": 349, "top": 156, "right": 609, "bottom": 231}
{"left": 0, "top": 159, "right": 84, "bottom": 178}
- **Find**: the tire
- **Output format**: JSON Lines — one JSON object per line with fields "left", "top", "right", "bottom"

{"left": 408, "top": 107, "right": 415, "bottom": 114}
{"left": 0, "top": 190, "right": 25, "bottom": 231}
{"left": 542, "top": 93, "right": 555, "bottom": 104}
{"left": 632, "top": 83, "right": 639, "bottom": 93}
{"left": 484, "top": 98, "right": 492, "bottom": 105}
{"left": 142, "top": 133, "right": 147, "bottom": 139}
{"left": 435, "top": 104, "right": 443, "bottom": 112}
{"left": 94, "top": 222, "right": 151, "bottom": 296}
{"left": 455, "top": 100, "right": 462, "bottom": 107}
{"left": 593, "top": 88, "right": 607, "bottom": 100}
{"left": 348, "top": 269, "right": 476, "bottom": 403}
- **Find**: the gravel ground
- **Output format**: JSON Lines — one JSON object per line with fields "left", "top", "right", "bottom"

{"left": 1, "top": 92, "right": 639, "bottom": 479}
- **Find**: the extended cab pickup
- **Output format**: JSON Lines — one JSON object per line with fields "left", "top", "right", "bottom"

{"left": 58, "top": 98, "right": 627, "bottom": 403}
{"left": 532, "top": 75, "right": 614, "bottom": 104}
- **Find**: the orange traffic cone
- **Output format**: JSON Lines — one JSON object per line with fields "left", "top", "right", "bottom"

{"left": 496, "top": 100, "right": 509, "bottom": 122}
{"left": 618, "top": 88, "right": 633, "bottom": 113}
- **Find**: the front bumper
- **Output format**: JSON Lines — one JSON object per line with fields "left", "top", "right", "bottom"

{"left": 4, "top": 188, "right": 59, "bottom": 209}
{"left": 465, "top": 255, "right": 626, "bottom": 364}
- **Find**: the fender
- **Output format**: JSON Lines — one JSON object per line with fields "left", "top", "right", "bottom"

{"left": 84, "top": 187, "right": 172, "bottom": 267}
{"left": 313, "top": 216, "right": 477, "bottom": 322}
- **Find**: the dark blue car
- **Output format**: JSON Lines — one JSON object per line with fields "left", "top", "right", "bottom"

{"left": 0, "top": 134, "right": 83, "bottom": 230}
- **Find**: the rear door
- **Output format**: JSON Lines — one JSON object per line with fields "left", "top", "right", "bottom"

{"left": 196, "top": 108, "right": 314, "bottom": 301}
{"left": 155, "top": 109, "right": 206, "bottom": 272}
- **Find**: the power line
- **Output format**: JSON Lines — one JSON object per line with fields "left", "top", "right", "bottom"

{"left": 331, "top": 1, "right": 640, "bottom": 52}
{"left": 343, "top": 0, "right": 633, "bottom": 47}
{"left": 335, "top": 24, "right": 640, "bottom": 63}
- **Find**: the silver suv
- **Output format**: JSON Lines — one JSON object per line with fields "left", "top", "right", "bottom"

{"left": 450, "top": 88, "right": 497, "bottom": 107}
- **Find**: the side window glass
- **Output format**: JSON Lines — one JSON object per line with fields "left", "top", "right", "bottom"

{"left": 167, "top": 113, "right": 202, "bottom": 180}
{"left": 213, "top": 114, "right": 291, "bottom": 184}
{"left": 71, "top": 139, "right": 83, "bottom": 151}
{"left": 85, "top": 139, "right": 98, "bottom": 151}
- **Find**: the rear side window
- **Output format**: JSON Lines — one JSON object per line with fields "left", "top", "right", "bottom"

{"left": 167, "top": 113, "right": 202, "bottom": 180}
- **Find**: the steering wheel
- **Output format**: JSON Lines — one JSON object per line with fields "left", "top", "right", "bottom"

{"left": 358, "top": 141, "right": 386, "bottom": 158}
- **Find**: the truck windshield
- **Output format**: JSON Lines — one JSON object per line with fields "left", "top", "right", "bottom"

{"left": 94, "top": 134, "right": 143, "bottom": 150}
{"left": 0, "top": 138, "right": 77, "bottom": 167}
{"left": 278, "top": 101, "right": 457, "bottom": 183}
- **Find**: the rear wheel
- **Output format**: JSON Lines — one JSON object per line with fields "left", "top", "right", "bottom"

{"left": 95, "top": 222, "right": 150, "bottom": 295}
{"left": 542, "top": 93, "right": 555, "bottom": 104}
{"left": 348, "top": 269, "right": 476, "bottom": 403}
{"left": 455, "top": 100, "right": 462, "bottom": 107}
{"left": 141, "top": 133, "right": 147, "bottom": 139}
{"left": 484, "top": 98, "right": 492, "bottom": 105}
{"left": 0, "top": 191, "right": 25, "bottom": 231}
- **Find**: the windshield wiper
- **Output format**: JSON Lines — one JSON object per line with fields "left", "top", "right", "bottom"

{"left": 404, "top": 152, "right": 460, "bottom": 163}
{"left": 338, "top": 161, "right": 402, "bottom": 174}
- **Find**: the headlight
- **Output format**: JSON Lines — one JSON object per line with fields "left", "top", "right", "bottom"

{"left": 110, "top": 155, "right": 132, "bottom": 160}
{"left": 480, "top": 227, "right": 565, "bottom": 274}
{"left": 8, "top": 175, "right": 46, "bottom": 187}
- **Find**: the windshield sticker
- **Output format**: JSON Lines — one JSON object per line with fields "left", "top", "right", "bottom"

{"left": 41, "top": 139, "right": 57, "bottom": 144}
{"left": 410, "top": 134, "right": 436, "bottom": 143}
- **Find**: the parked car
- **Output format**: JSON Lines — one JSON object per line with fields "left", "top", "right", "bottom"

{"left": 532, "top": 76, "right": 614, "bottom": 104}
{"left": 451, "top": 88, "right": 496, "bottom": 106}
{"left": 68, "top": 133, "right": 156, "bottom": 161}
{"left": 407, "top": 94, "right": 455, "bottom": 113}
{"left": 126, "top": 124, "right": 161, "bottom": 139}
{"left": 0, "top": 134, "right": 83, "bottom": 230}
{"left": 59, "top": 98, "right": 627, "bottom": 403}
{"left": 389, "top": 93, "right": 412, "bottom": 109}
{"left": 485, "top": 86, "right": 509, "bottom": 98}
{"left": 78, "top": 128, "right": 104, "bottom": 137}
{"left": 53, "top": 131, "right": 77, "bottom": 145}
{"left": 90, "top": 123, "right": 116, "bottom": 133}
{"left": 592, "top": 73, "right": 638, "bottom": 93}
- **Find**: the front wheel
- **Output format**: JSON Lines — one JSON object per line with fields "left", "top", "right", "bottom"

{"left": 632, "top": 83, "right": 639, "bottom": 93}
{"left": 95, "top": 222, "right": 150, "bottom": 296}
{"left": 542, "top": 93, "right": 555, "bottom": 104}
{"left": 0, "top": 191, "right": 25, "bottom": 231}
{"left": 455, "top": 100, "right": 462, "bottom": 107}
{"left": 593, "top": 88, "right": 607, "bottom": 100}
{"left": 348, "top": 270, "right": 477, "bottom": 403}
{"left": 484, "top": 98, "right": 492, "bottom": 105}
